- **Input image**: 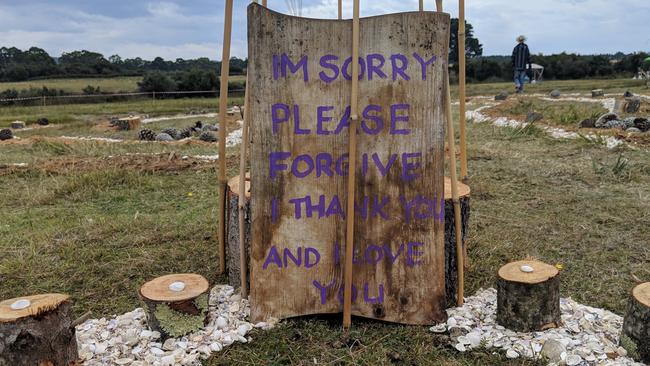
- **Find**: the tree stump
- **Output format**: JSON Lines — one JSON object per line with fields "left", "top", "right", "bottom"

{"left": 444, "top": 177, "right": 471, "bottom": 308}
{"left": 620, "top": 282, "right": 650, "bottom": 363}
{"left": 226, "top": 174, "right": 471, "bottom": 308}
{"left": 139, "top": 274, "right": 210, "bottom": 341}
{"left": 227, "top": 173, "right": 251, "bottom": 290}
{"left": 496, "top": 260, "right": 561, "bottom": 332}
{"left": 0, "top": 293, "right": 78, "bottom": 366}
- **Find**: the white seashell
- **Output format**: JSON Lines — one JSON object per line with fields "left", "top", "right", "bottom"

{"left": 565, "top": 354, "right": 582, "bottom": 366}
{"left": 151, "top": 331, "right": 161, "bottom": 340}
{"left": 94, "top": 343, "right": 107, "bottom": 354}
{"left": 466, "top": 332, "right": 482, "bottom": 348}
{"left": 161, "top": 355, "right": 175, "bottom": 366}
{"left": 455, "top": 343, "right": 466, "bottom": 352}
{"left": 150, "top": 347, "right": 165, "bottom": 356}
{"left": 447, "top": 317, "right": 457, "bottom": 327}
{"left": 10, "top": 299, "right": 31, "bottom": 310}
{"left": 216, "top": 316, "right": 228, "bottom": 329}
{"left": 506, "top": 349, "right": 519, "bottom": 358}
{"left": 169, "top": 281, "right": 186, "bottom": 292}
{"left": 430, "top": 324, "right": 447, "bottom": 333}
{"left": 237, "top": 324, "right": 250, "bottom": 337}
{"left": 457, "top": 336, "right": 471, "bottom": 345}
{"left": 162, "top": 338, "right": 176, "bottom": 351}
{"left": 140, "top": 329, "right": 153, "bottom": 338}
{"left": 520, "top": 265, "right": 534, "bottom": 273}
{"left": 115, "top": 358, "right": 134, "bottom": 365}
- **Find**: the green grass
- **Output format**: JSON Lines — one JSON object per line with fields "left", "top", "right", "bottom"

{"left": 0, "top": 96, "right": 243, "bottom": 127}
{"left": 0, "top": 75, "right": 248, "bottom": 94}
{"left": 1, "top": 79, "right": 649, "bottom": 365}
{"left": 0, "top": 77, "right": 143, "bottom": 93}
{"left": 487, "top": 97, "right": 608, "bottom": 129}
{"left": 462, "top": 78, "right": 648, "bottom": 97}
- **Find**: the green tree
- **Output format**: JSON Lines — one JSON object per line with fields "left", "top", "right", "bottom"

{"left": 449, "top": 19, "right": 483, "bottom": 64}
{"left": 138, "top": 71, "right": 176, "bottom": 92}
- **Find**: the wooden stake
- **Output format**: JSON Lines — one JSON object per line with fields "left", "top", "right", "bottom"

{"left": 338, "top": 0, "right": 342, "bottom": 19}
{"left": 238, "top": 76, "right": 250, "bottom": 298}
{"left": 445, "top": 73, "right": 465, "bottom": 307}
{"left": 419, "top": 0, "right": 424, "bottom": 11}
{"left": 458, "top": 0, "right": 468, "bottom": 182}
{"left": 343, "top": 0, "right": 360, "bottom": 329}
{"left": 217, "top": 0, "right": 234, "bottom": 274}
{"left": 437, "top": 0, "right": 465, "bottom": 306}
{"left": 262, "top": 0, "right": 267, "bottom": 7}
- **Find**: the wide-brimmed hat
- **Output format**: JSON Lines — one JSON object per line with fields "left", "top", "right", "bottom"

{"left": 517, "top": 35, "right": 527, "bottom": 43}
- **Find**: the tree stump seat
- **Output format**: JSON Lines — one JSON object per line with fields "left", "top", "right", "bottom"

{"left": 620, "top": 282, "right": 650, "bottom": 363}
{"left": 496, "top": 260, "right": 561, "bottom": 332}
{"left": 0, "top": 293, "right": 78, "bottom": 366}
{"left": 139, "top": 273, "right": 210, "bottom": 341}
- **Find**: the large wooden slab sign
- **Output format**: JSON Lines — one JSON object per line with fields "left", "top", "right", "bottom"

{"left": 248, "top": 4, "right": 450, "bottom": 325}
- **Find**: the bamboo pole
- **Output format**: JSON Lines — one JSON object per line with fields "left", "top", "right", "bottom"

{"left": 343, "top": 0, "right": 360, "bottom": 329}
{"left": 437, "top": 0, "right": 465, "bottom": 307}
{"left": 338, "top": 0, "right": 342, "bottom": 19}
{"left": 217, "top": 0, "right": 234, "bottom": 274}
{"left": 238, "top": 75, "right": 250, "bottom": 298}
{"left": 458, "top": 0, "right": 468, "bottom": 182}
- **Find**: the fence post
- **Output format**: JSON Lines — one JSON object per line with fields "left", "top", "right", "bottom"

{"left": 152, "top": 91, "right": 156, "bottom": 106}
{"left": 42, "top": 96, "right": 46, "bottom": 107}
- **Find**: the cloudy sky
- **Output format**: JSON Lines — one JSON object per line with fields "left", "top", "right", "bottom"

{"left": 1, "top": 0, "right": 649, "bottom": 60}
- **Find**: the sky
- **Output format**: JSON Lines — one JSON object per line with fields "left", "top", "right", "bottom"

{"left": 0, "top": 0, "right": 649, "bottom": 61}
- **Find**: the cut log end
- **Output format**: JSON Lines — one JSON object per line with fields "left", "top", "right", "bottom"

{"left": 0, "top": 293, "right": 78, "bottom": 365}
{"left": 139, "top": 274, "right": 210, "bottom": 341}
{"left": 496, "top": 260, "right": 561, "bottom": 332}
{"left": 621, "top": 282, "right": 650, "bottom": 363}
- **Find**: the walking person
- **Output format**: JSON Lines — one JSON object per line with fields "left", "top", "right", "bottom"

{"left": 512, "top": 35, "right": 532, "bottom": 93}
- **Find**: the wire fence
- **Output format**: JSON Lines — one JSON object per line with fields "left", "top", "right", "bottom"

{"left": 0, "top": 89, "right": 246, "bottom": 107}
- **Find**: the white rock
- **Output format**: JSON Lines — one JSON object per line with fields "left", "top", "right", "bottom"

{"left": 520, "top": 265, "right": 534, "bottom": 273}
{"left": 455, "top": 343, "right": 466, "bottom": 352}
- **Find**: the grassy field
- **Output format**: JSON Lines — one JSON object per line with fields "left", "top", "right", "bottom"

{"left": 1, "top": 78, "right": 649, "bottom": 365}
{"left": 0, "top": 77, "right": 143, "bottom": 93}
{"left": 0, "top": 75, "right": 248, "bottom": 94}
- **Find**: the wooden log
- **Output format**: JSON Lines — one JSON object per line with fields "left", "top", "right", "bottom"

{"left": 227, "top": 174, "right": 471, "bottom": 309}
{"left": 496, "top": 260, "right": 561, "bottom": 332}
{"left": 139, "top": 274, "right": 210, "bottom": 341}
{"left": 444, "top": 178, "right": 471, "bottom": 308}
{"left": 0, "top": 293, "right": 78, "bottom": 366}
{"left": 227, "top": 173, "right": 251, "bottom": 290}
{"left": 620, "top": 282, "right": 650, "bottom": 363}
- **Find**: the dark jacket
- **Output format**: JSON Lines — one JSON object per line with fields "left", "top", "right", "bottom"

{"left": 512, "top": 43, "right": 531, "bottom": 70}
